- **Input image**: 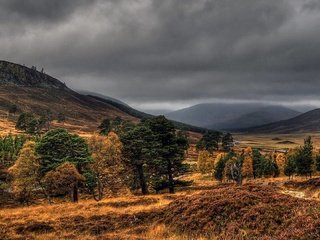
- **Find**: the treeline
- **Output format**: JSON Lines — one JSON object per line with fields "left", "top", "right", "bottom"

{"left": 15, "top": 111, "right": 65, "bottom": 134}
{"left": 3, "top": 115, "right": 189, "bottom": 204}
{"left": 197, "top": 135, "right": 318, "bottom": 184}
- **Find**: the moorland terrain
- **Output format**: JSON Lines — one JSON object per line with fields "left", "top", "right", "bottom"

{"left": 1, "top": 61, "right": 320, "bottom": 240}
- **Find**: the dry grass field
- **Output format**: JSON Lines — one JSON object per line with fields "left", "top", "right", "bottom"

{"left": 234, "top": 132, "right": 320, "bottom": 152}
{"left": 1, "top": 173, "right": 320, "bottom": 240}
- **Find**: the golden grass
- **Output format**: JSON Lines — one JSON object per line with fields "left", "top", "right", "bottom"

{"left": 0, "top": 191, "right": 194, "bottom": 240}
{"left": 2, "top": 174, "right": 320, "bottom": 239}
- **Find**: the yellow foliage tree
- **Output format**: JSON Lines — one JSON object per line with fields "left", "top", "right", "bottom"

{"left": 8, "top": 141, "right": 40, "bottom": 203}
{"left": 276, "top": 153, "right": 287, "bottom": 176}
{"left": 88, "top": 132, "right": 124, "bottom": 200}
{"left": 197, "top": 150, "right": 215, "bottom": 174}
{"left": 241, "top": 147, "right": 254, "bottom": 179}
{"left": 43, "top": 162, "right": 85, "bottom": 202}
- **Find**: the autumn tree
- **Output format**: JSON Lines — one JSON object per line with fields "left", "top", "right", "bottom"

{"left": 224, "top": 155, "right": 243, "bottom": 185}
{"left": 241, "top": 147, "right": 254, "bottom": 179}
{"left": 276, "top": 153, "right": 287, "bottom": 176}
{"left": 87, "top": 132, "right": 124, "bottom": 200}
{"left": 197, "top": 150, "right": 214, "bottom": 174}
{"left": 8, "top": 141, "right": 40, "bottom": 203}
{"left": 214, "top": 151, "right": 235, "bottom": 182}
{"left": 43, "top": 162, "right": 85, "bottom": 202}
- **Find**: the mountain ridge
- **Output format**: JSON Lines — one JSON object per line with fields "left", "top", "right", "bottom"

{"left": 241, "top": 108, "right": 320, "bottom": 133}
{"left": 165, "top": 103, "right": 301, "bottom": 130}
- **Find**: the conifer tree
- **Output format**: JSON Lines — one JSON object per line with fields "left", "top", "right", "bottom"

{"left": 296, "top": 136, "right": 314, "bottom": 177}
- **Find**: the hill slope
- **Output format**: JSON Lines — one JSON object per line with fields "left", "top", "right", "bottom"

{"left": 0, "top": 60, "right": 206, "bottom": 134}
{"left": 243, "top": 108, "right": 320, "bottom": 133}
{"left": 0, "top": 60, "right": 141, "bottom": 133}
{"left": 165, "top": 103, "right": 300, "bottom": 130}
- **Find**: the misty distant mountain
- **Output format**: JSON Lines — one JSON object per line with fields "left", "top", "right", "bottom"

{"left": 242, "top": 109, "right": 320, "bottom": 133}
{"left": 165, "top": 103, "right": 302, "bottom": 130}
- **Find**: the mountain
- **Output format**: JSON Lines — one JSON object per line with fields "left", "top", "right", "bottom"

{"left": 0, "top": 60, "right": 206, "bottom": 134}
{"left": 0, "top": 60, "right": 143, "bottom": 132}
{"left": 242, "top": 109, "right": 320, "bottom": 133}
{"left": 165, "top": 103, "right": 301, "bottom": 130}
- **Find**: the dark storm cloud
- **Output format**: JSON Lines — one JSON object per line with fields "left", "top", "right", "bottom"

{"left": 1, "top": 0, "right": 320, "bottom": 112}
{"left": 0, "top": 0, "right": 96, "bottom": 23}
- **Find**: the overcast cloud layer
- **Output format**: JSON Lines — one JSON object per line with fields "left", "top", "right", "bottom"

{"left": 1, "top": 0, "right": 320, "bottom": 113}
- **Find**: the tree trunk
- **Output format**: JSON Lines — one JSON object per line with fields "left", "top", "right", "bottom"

{"left": 136, "top": 164, "right": 148, "bottom": 195}
{"left": 167, "top": 160, "right": 175, "bottom": 194}
{"left": 72, "top": 183, "right": 79, "bottom": 202}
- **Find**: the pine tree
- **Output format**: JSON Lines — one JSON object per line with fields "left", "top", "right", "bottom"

{"left": 196, "top": 131, "right": 221, "bottom": 153}
{"left": 146, "top": 116, "right": 189, "bottom": 194}
{"left": 120, "top": 123, "right": 155, "bottom": 195}
{"left": 221, "top": 133, "right": 234, "bottom": 151}
{"left": 36, "top": 128, "right": 91, "bottom": 174}
{"left": 296, "top": 136, "right": 314, "bottom": 177}
{"left": 285, "top": 154, "right": 297, "bottom": 179}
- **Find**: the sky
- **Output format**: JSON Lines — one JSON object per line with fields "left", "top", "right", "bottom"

{"left": 1, "top": 0, "right": 320, "bottom": 114}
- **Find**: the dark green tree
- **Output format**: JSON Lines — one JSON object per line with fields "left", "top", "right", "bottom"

{"left": 146, "top": 116, "right": 189, "bottom": 194}
{"left": 16, "top": 112, "right": 38, "bottom": 134}
{"left": 214, "top": 151, "right": 235, "bottom": 181}
{"left": 196, "top": 131, "right": 221, "bottom": 153}
{"left": 36, "top": 128, "right": 91, "bottom": 174}
{"left": 98, "top": 119, "right": 111, "bottom": 135}
{"left": 221, "top": 133, "right": 234, "bottom": 151}
{"left": 120, "top": 123, "right": 155, "bottom": 195}
{"left": 285, "top": 155, "right": 297, "bottom": 179}
{"left": 36, "top": 128, "right": 91, "bottom": 202}
{"left": 296, "top": 136, "right": 314, "bottom": 177}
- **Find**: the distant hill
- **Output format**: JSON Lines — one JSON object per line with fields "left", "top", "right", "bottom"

{"left": 0, "top": 60, "right": 206, "bottom": 134}
{"left": 165, "top": 103, "right": 301, "bottom": 130}
{"left": 242, "top": 109, "right": 320, "bottom": 133}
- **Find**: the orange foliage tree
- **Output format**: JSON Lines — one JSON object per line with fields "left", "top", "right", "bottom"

{"left": 276, "top": 153, "right": 287, "bottom": 176}
{"left": 88, "top": 132, "right": 124, "bottom": 200}
{"left": 241, "top": 147, "right": 254, "bottom": 179}
{"left": 197, "top": 150, "right": 215, "bottom": 174}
